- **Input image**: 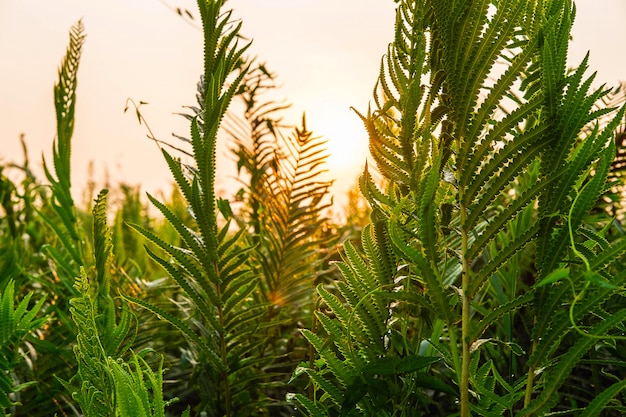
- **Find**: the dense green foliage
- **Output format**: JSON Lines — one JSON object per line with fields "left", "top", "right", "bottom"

{"left": 1, "top": 0, "right": 626, "bottom": 416}
{"left": 293, "top": 1, "right": 626, "bottom": 415}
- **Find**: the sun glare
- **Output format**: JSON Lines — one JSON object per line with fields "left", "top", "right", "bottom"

{"left": 321, "top": 119, "right": 369, "bottom": 185}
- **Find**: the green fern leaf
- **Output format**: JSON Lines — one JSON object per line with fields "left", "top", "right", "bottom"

{"left": 316, "top": 306, "right": 369, "bottom": 367}
{"left": 0, "top": 281, "right": 13, "bottom": 345}
{"left": 464, "top": 123, "right": 548, "bottom": 213}
{"left": 335, "top": 279, "right": 387, "bottom": 347}
{"left": 122, "top": 294, "right": 223, "bottom": 372}
{"left": 317, "top": 284, "right": 365, "bottom": 343}
{"left": 466, "top": 178, "right": 547, "bottom": 261}
{"left": 388, "top": 209, "right": 451, "bottom": 322}
{"left": 462, "top": 94, "right": 543, "bottom": 189}
{"left": 142, "top": 245, "right": 221, "bottom": 326}
{"left": 0, "top": 281, "right": 47, "bottom": 413}
{"left": 40, "top": 19, "right": 86, "bottom": 250}
{"left": 579, "top": 379, "right": 626, "bottom": 417}
{"left": 303, "top": 368, "right": 344, "bottom": 408}
{"left": 470, "top": 290, "right": 535, "bottom": 341}
{"left": 144, "top": 192, "right": 205, "bottom": 259}
{"left": 293, "top": 393, "right": 329, "bottom": 417}
{"left": 529, "top": 270, "right": 626, "bottom": 368}
{"left": 301, "top": 328, "right": 353, "bottom": 387}
{"left": 521, "top": 308, "right": 626, "bottom": 416}
{"left": 417, "top": 163, "right": 442, "bottom": 267}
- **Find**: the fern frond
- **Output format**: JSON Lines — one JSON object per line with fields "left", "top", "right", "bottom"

{"left": 66, "top": 270, "right": 115, "bottom": 416}
{"left": 469, "top": 222, "right": 540, "bottom": 295}
{"left": 67, "top": 269, "right": 176, "bottom": 416}
{"left": 221, "top": 275, "right": 257, "bottom": 314}
{"left": 51, "top": 19, "right": 86, "bottom": 194}
{"left": 335, "top": 232, "right": 394, "bottom": 343}
{"left": 466, "top": 173, "right": 550, "bottom": 262}
{"left": 92, "top": 190, "right": 113, "bottom": 288}
{"left": 38, "top": 19, "right": 87, "bottom": 263}
{"left": 362, "top": 222, "right": 394, "bottom": 289}
{"left": 359, "top": 162, "right": 393, "bottom": 212}
{"left": 144, "top": 192, "right": 204, "bottom": 260}
{"left": 129, "top": 224, "right": 220, "bottom": 317}
{"left": 301, "top": 329, "right": 353, "bottom": 388}
{"left": 462, "top": 94, "right": 543, "bottom": 189}
{"left": 544, "top": 106, "right": 619, "bottom": 220}
{"left": 568, "top": 142, "right": 615, "bottom": 228}
{"left": 316, "top": 312, "right": 368, "bottom": 370}
{"left": 417, "top": 164, "right": 442, "bottom": 268}
{"left": 465, "top": 34, "right": 541, "bottom": 150}
{"left": 303, "top": 368, "right": 344, "bottom": 409}
{"left": 463, "top": 124, "right": 548, "bottom": 214}
{"left": 0, "top": 282, "right": 14, "bottom": 345}
{"left": 317, "top": 284, "right": 365, "bottom": 344}
{"left": 539, "top": 1, "right": 572, "bottom": 118}
{"left": 0, "top": 281, "right": 47, "bottom": 413}
{"left": 459, "top": 0, "right": 530, "bottom": 141}
{"left": 288, "top": 0, "right": 626, "bottom": 415}
{"left": 521, "top": 308, "right": 626, "bottom": 416}
{"left": 537, "top": 115, "right": 624, "bottom": 275}
{"left": 579, "top": 379, "right": 626, "bottom": 417}
{"left": 529, "top": 269, "right": 626, "bottom": 369}
{"left": 37, "top": 210, "right": 82, "bottom": 264}
{"left": 334, "top": 281, "right": 386, "bottom": 348}
{"left": 161, "top": 149, "right": 194, "bottom": 205}
{"left": 90, "top": 189, "right": 137, "bottom": 357}
{"left": 130, "top": 1, "right": 305, "bottom": 414}
{"left": 123, "top": 294, "right": 222, "bottom": 371}
{"left": 369, "top": 128, "right": 411, "bottom": 186}
{"left": 470, "top": 290, "right": 535, "bottom": 342}
{"left": 388, "top": 209, "right": 451, "bottom": 322}
{"left": 293, "top": 393, "right": 329, "bottom": 417}
{"left": 231, "top": 101, "right": 335, "bottom": 316}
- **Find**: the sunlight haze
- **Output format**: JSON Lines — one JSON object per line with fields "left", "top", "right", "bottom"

{"left": 1, "top": 0, "right": 625, "bottom": 211}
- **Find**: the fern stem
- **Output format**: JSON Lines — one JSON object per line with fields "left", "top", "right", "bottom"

{"left": 215, "top": 270, "right": 233, "bottom": 417}
{"left": 460, "top": 215, "right": 471, "bottom": 417}
{"left": 524, "top": 340, "right": 538, "bottom": 407}
{"left": 456, "top": 157, "right": 471, "bottom": 416}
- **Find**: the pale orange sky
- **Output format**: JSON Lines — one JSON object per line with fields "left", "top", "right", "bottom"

{"left": 1, "top": 1, "right": 625, "bottom": 210}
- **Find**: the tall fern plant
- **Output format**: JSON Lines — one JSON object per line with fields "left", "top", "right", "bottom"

{"left": 41, "top": 19, "right": 86, "bottom": 272}
{"left": 11, "top": 21, "right": 90, "bottom": 416}
{"left": 123, "top": 1, "right": 286, "bottom": 415}
{"left": 0, "top": 281, "right": 47, "bottom": 415}
{"left": 61, "top": 189, "right": 188, "bottom": 417}
{"left": 296, "top": 0, "right": 626, "bottom": 416}
{"left": 226, "top": 63, "right": 337, "bottom": 313}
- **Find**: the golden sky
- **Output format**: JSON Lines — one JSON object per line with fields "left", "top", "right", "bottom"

{"left": 1, "top": 0, "right": 625, "bottom": 210}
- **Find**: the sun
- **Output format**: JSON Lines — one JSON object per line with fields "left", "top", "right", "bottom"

{"left": 318, "top": 117, "right": 369, "bottom": 182}
{"left": 291, "top": 99, "right": 372, "bottom": 206}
